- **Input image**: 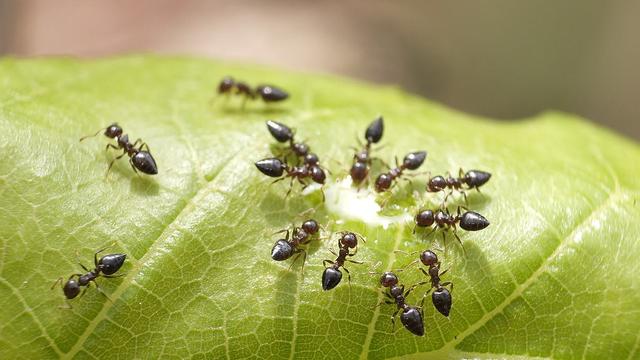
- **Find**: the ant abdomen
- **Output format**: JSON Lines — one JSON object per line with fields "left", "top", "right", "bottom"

{"left": 271, "top": 240, "right": 294, "bottom": 261}
{"left": 131, "top": 152, "right": 158, "bottom": 175}
{"left": 256, "top": 85, "right": 289, "bottom": 102}
{"left": 322, "top": 268, "right": 342, "bottom": 290}
{"left": 432, "top": 287, "right": 452, "bottom": 317}
{"left": 98, "top": 254, "right": 127, "bottom": 275}
{"left": 459, "top": 211, "right": 490, "bottom": 231}
{"left": 400, "top": 308, "right": 424, "bottom": 336}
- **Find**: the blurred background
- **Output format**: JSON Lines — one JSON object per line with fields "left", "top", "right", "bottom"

{"left": 1, "top": 0, "right": 638, "bottom": 139}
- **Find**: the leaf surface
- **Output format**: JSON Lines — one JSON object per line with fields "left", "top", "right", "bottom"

{"left": 0, "top": 56, "right": 639, "bottom": 359}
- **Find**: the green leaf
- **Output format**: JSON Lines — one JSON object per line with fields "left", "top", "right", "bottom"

{"left": 1, "top": 56, "right": 639, "bottom": 360}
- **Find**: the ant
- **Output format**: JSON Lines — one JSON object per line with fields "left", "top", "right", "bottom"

{"left": 416, "top": 250, "right": 453, "bottom": 317}
{"left": 80, "top": 123, "right": 158, "bottom": 175}
{"left": 255, "top": 157, "right": 326, "bottom": 198}
{"left": 374, "top": 151, "right": 427, "bottom": 192}
{"left": 426, "top": 169, "right": 492, "bottom": 203}
{"left": 377, "top": 271, "right": 425, "bottom": 336}
{"left": 217, "top": 76, "right": 289, "bottom": 105}
{"left": 266, "top": 120, "right": 312, "bottom": 160}
{"left": 350, "top": 116, "right": 384, "bottom": 186}
{"left": 321, "top": 232, "right": 365, "bottom": 290}
{"left": 51, "top": 247, "right": 126, "bottom": 306}
{"left": 414, "top": 206, "right": 490, "bottom": 250}
{"left": 271, "top": 219, "right": 320, "bottom": 273}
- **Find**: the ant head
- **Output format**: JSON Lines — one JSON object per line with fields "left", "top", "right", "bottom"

{"left": 420, "top": 250, "right": 438, "bottom": 267}
{"left": 304, "top": 153, "right": 319, "bottom": 166}
{"left": 415, "top": 209, "right": 435, "bottom": 227}
{"left": 427, "top": 175, "right": 446, "bottom": 192}
{"left": 301, "top": 219, "right": 319, "bottom": 235}
{"left": 350, "top": 161, "right": 368, "bottom": 182}
{"left": 402, "top": 151, "right": 427, "bottom": 170}
{"left": 218, "top": 76, "right": 234, "bottom": 93}
{"left": 310, "top": 166, "right": 326, "bottom": 184}
{"left": 380, "top": 271, "right": 398, "bottom": 287}
{"left": 104, "top": 123, "right": 123, "bottom": 139}
{"left": 255, "top": 158, "right": 286, "bottom": 178}
{"left": 464, "top": 169, "right": 492, "bottom": 188}
{"left": 340, "top": 232, "right": 358, "bottom": 248}
{"left": 365, "top": 116, "right": 384, "bottom": 144}
{"left": 266, "top": 120, "right": 294, "bottom": 143}
{"left": 374, "top": 173, "right": 392, "bottom": 192}
{"left": 292, "top": 143, "right": 309, "bottom": 157}
{"left": 98, "top": 254, "right": 127, "bottom": 275}
{"left": 63, "top": 279, "right": 81, "bottom": 299}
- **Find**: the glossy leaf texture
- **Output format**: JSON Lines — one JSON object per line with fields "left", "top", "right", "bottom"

{"left": 0, "top": 56, "right": 639, "bottom": 359}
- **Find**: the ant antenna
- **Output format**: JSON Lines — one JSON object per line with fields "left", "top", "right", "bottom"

{"left": 79, "top": 127, "right": 105, "bottom": 142}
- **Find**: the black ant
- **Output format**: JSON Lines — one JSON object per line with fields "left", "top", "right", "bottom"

{"left": 426, "top": 169, "right": 492, "bottom": 203}
{"left": 416, "top": 250, "right": 453, "bottom": 317}
{"left": 217, "top": 76, "right": 289, "bottom": 105}
{"left": 350, "top": 116, "right": 384, "bottom": 185}
{"left": 321, "top": 232, "right": 365, "bottom": 290}
{"left": 80, "top": 123, "right": 158, "bottom": 175}
{"left": 374, "top": 151, "right": 427, "bottom": 192}
{"left": 271, "top": 219, "right": 320, "bottom": 272}
{"left": 414, "top": 206, "right": 490, "bottom": 250}
{"left": 51, "top": 247, "right": 126, "bottom": 306}
{"left": 255, "top": 157, "right": 326, "bottom": 198}
{"left": 377, "top": 271, "right": 425, "bottom": 336}
{"left": 266, "top": 120, "right": 312, "bottom": 160}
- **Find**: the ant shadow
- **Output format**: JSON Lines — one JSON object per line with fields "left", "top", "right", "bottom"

{"left": 456, "top": 240, "right": 494, "bottom": 289}
{"left": 129, "top": 176, "right": 159, "bottom": 196}
{"left": 216, "top": 104, "right": 291, "bottom": 116}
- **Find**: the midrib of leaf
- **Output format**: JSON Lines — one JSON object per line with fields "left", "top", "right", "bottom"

{"left": 63, "top": 147, "right": 250, "bottom": 359}
{"left": 399, "top": 188, "right": 627, "bottom": 359}
{"left": 359, "top": 225, "right": 407, "bottom": 360}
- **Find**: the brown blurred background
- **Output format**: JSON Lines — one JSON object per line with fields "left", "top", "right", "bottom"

{"left": 1, "top": 0, "right": 638, "bottom": 139}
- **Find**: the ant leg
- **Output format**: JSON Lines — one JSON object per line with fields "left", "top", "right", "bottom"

{"left": 453, "top": 231, "right": 466, "bottom": 255}
{"left": 76, "top": 286, "right": 89, "bottom": 300}
{"left": 347, "top": 258, "right": 364, "bottom": 264}
{"left": 51, "top": 277, "right": 64, "bottom": 290}
{"left": 441, "top": 281, "right": 453, "bottom": 291}
{"left": 458, "top": 168, "right": 465, "bottom": 179}
{"left": 343, "top": 266, "right": 352, "bottom": 285}
{"left": 322, "top": 259, "right": 335, "bottom": 267}
{"left": 75, "top": 251, "right": 91, "bottom": 272}
{"left": 93, "top": 244, "right": 113, "bottom": 268}
{"left": 92, "top": 280, "right": 113, "bottom": 303}
{"left": 405, "top": 281, "right": 429, "bottom": 297}
{"left": 128, "top": 157, "right": 140, "bottom": 176}
{"left": 105, "top": 143, "right": 119, "bottom": 152}
{"left": 391, "top": 308, "right": 401, "bottom": 332}
{"left": 372, "top": 299, "right": 395, "bottom": 310}
{"left": 106, "top": 151, "right": 127, "bottom": 174}
{"left": 271, "top": 177, "right": 286, "bottom": 185}
{"left": 328, "top": 248, "right": 338, "bottom": 257}
{"left": 285, "top": 177, "right": 295, "bottom": 198}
